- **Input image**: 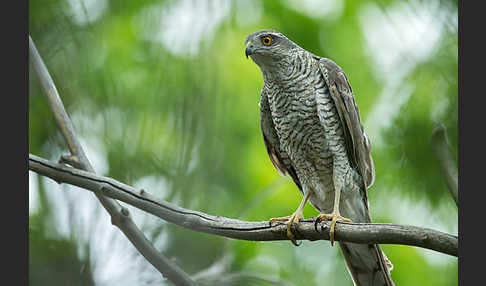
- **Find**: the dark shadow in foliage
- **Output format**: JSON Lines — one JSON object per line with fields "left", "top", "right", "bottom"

{"left": 29, "top": 215, "right": 94, "bottom": 286}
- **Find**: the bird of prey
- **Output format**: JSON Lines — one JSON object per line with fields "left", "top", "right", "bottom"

{"left": 245, "top": 30, "right": 394, "bottom": 286}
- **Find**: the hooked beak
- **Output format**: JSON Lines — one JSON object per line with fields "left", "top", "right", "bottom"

{"left": 245, "top": 45, "right": 254, "bottom": 59}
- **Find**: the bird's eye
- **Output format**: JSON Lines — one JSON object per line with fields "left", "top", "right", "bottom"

{"left": 261, "top": 36, "right": 272, "bottom": 46}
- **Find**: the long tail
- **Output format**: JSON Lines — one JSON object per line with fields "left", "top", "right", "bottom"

{"left": 332, "top": 170, "right": 395, "bottom": 286}
{"left": 339, "top": 192, "right": 395, "bottom": 286}
{"left": 338, "top": 241, "right": 394, "bottom": 286}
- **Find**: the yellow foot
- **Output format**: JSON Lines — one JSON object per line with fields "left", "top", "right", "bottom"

{"left": 314, "top": 212, "right": 352, "bottom": 246}
{"left": 269, "top": 215, "right": 292, "bottom": 226}
{"left": 269, "top": 213, "right": 304, "bottom": 246}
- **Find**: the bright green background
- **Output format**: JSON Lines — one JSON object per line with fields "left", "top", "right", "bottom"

{"left": 29, "top": 0, "right": 458, "bottom": 285}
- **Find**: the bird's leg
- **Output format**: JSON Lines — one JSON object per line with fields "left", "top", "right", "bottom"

{"left": 269, "top": 191, "right": 311, "bottom": 246}
{"left": 315, "top": 185, "right": 352, "bottom": 246}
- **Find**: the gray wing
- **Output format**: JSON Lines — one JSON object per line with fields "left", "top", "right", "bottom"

{"left": 317, "top": 57, "right": 375, "bottom": 188}
{"left": 259, "top": 89, "right": 302, "bottom": 192}
{"left": 317, "top": 58, "right": 393, "bottom": 285}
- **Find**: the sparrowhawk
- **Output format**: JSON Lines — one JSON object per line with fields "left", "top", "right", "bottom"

{"left": 245, "top": 30, "right": 394, "bottom": 286}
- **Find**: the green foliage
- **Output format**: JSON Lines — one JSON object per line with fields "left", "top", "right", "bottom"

{"left": 29, "top": 0, "right": 457, "bottom": 285}
{"left": 30, "top": 213, "right": 95, "bottom": 286}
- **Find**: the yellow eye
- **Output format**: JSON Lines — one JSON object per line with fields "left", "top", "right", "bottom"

{"left": 261, "top": 36, "right": 272, "bottom": 46}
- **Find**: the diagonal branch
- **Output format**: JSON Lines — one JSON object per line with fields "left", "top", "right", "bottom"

{"left": 430, "top": 123, "right": 458, "bottom": 206}
{"left": 29, "top": 36, "right": 196, "bottom": 286}
{"left": 30, "top": 154, "right": 459, "bottom": 257}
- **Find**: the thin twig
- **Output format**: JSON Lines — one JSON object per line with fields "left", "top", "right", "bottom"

{"left": 29, "top": 36, "right": 196, "bottom": 286}
{"left": 430, "top": 123, "right": 458, "bottom": 206}
{"left": 30, "top": 154, "right": 458, "bottom": 257}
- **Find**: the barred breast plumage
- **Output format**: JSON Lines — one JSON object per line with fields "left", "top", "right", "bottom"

{"left": 263, "top": 49, "right": 349, "bottom": 213}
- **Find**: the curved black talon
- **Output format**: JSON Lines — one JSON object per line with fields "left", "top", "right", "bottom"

{"left": 290, "top": 238, "right": 301, "bottom": 247}
{"left": 314, "top": 216, "right": 325, "bottom": 232}
{"left": 288, "top": 222, "right": 302, "bottom": 246}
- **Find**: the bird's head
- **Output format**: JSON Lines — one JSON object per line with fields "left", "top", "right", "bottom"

{"left": 245, "top": 30, "right": 298, "bottom": 70}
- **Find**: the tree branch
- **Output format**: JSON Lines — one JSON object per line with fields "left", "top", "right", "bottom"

{"left": 29, "top": 154, "right": 458, "bottom": 257}
{"left": 29, "top": 36, "right": 196, "bottom": 286}
{"left": 430, "top": 123, "right": 458, "bottom": 206}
